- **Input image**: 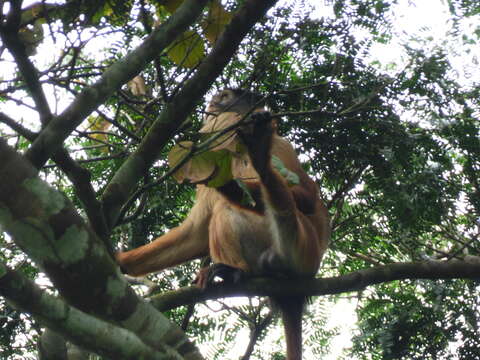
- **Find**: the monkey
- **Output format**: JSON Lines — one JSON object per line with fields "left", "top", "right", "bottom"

{"left": 116, "top": 89, "right": 330, "bottom": 360}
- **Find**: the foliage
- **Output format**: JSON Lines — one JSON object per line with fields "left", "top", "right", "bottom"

{"left": 0, "top": 0, "right": 479, "bottom": 359}
{"left": 352, "top": 280, "right": 480, "bottom": 359}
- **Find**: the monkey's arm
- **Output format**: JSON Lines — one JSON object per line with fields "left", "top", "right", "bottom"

{"left": 116, "top": 188, "right": 213, "bottom": 276}
{"left": 217, "top": 172, "right": 317, "bottom": 215}
{"left": 241, "top": 113, "right": 298, "bottom": 215}
{"left": 271, "top": 136, "right": 319, "bottom": 214}
{"left": 242, "top": 112, "right": 324, "bottom": 275}
{"left": 288, "top": 186, "right": 315, "bottom": 214}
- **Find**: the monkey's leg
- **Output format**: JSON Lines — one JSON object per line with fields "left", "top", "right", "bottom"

{"left": 116, "top": 188, "right": 214, "bottom": 276}
{"left": 116, "top": 223, "right": 209, "bottom": 276}
{"left": 260, "top": 172, "right": 321, "bottom": 275}
{"left": 208, "top": 199, "right": 271, "bottom": 273}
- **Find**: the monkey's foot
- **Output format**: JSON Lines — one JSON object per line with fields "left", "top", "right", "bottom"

{"left": 258, "top": 248, "right": 296, "bottom": 278}
{"left": 195, "top": 263, "right": 245, "bottom": 289}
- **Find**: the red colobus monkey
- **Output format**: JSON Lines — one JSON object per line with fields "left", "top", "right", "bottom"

{"left": 116, "top": 89, "right": 330, "bottom": 360}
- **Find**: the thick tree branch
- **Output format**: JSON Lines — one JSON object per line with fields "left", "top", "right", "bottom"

{"left": 24, "top": 0, "right": 208, "bottom": 169}
{"left": 38, "top": 329, "right": 68, "bottom": 360}
{"left": 150, "top": 257, "right": 480, "bottom": 312}
{"left": 0, "top": 112, "right": 109, "bottom": 240}
{"left": 101, "top": 0, "right": 278, "bottom": 229}
{"left": 0, "top": 138, "right": 203, "bottom": 360}
{"left": 0, "top": 262, "right": 174, "bottom": 360}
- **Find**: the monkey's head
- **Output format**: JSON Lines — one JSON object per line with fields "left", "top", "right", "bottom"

{"left": 206, "top": 88, "right": 264, "bottom": 115}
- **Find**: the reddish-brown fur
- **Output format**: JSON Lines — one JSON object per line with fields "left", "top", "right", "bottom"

{"left": 116, "top": 89, "right": 330, "bottom": 360}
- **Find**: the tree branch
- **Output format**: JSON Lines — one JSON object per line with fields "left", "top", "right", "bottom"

{"left": 0, "top": 0, "right": 52, "bottom": 122}
{"left": 101, "top": 0, "right": 279, "bottom": 229}
{"left": 24, "top": 0, "right": 209, "bottom": 169}
{"left": 0, "top": 112, "right": 37, "bottom": 139}
{"left": 0, "top": 262, "right": 176, "bottom": 360}
{"left": 240, "top": 310, "right": 274, "bottom": 360}
{"left": 0, "top": 137, "right": 203, "bottom": 359}
{"left": 150, "top": 257, "right": 480, "bottom": 312}
{"left": 0, "top": 112, "right": 109, "bottom": 240}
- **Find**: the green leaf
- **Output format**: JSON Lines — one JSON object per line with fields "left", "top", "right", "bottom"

{"left": 206, "top": 150, "right": 233, "bottom": 187}
{"left": 168, "top": 143, "right": 233, "bottom": 187}
{"left": 234, "top": 179, "right": 257, "bottom": 208}
{"left": 202, "top": 0, "right": 233, "bottom": 44}
{"left": 159, "top": 0, "right": 184, "bottom": 13}
{"left": 167, "top": 30, "right": 205, "bottom": 68}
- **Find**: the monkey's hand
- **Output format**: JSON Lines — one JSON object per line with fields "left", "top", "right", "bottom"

{"left": 194, "top": 263, "right": 245, "bottom": 289}
{"left": 238, "top": 111, "right": 274, "bottom": 178}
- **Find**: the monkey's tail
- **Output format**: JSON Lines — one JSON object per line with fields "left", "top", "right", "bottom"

{"left": 272, "top": 296, "right": 306, "bottom": 360}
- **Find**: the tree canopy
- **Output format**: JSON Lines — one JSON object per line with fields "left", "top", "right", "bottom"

{"left": 0, "top": 0, "right": 479, "bottom": 359}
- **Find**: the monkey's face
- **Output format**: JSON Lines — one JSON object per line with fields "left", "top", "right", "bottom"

{"left": 204, "top": 89, "right": 266, "bottom": 126}
{"left": 205, "top": 89, "right": 239, "bottom": 115}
